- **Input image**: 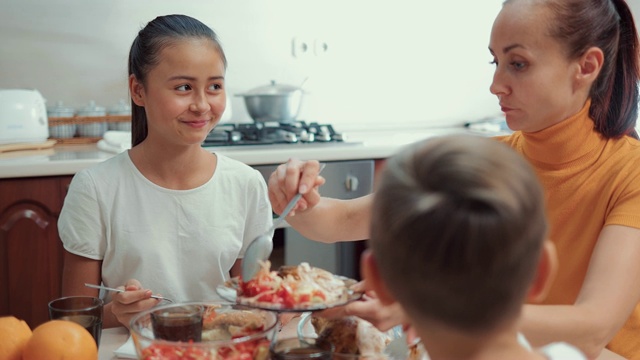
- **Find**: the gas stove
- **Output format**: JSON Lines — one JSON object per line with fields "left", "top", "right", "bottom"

{"left": 202, "top": 121, "right": 349, "bottom": 147}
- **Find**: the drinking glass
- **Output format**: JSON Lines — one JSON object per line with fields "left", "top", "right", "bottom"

{"left": 48, "top": 296, "right": 103, "bottom": 346}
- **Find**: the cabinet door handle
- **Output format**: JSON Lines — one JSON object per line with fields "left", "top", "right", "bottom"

{"left": 345, "top": 175, "right": 359, "bottom": 192}
{"left": 1, "top": 209, "right": 50, "bottom": 231}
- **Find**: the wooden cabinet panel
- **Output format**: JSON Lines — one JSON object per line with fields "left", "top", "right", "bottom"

{"left": 373, "top": 158, "right": 387, "bottom": 189}
{"left": 0, "top": 176, "right": 72, "bottom": 328}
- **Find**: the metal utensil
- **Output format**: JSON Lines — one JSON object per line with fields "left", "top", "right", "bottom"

{"left": 84, "top": 283, "right": 174, "bottom": 303}
{"left": 242, "top": 163, "right": 326, "bottom": 282}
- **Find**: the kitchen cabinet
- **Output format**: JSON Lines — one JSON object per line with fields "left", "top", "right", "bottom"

{"left": 0, "top": 175, "right": 71, "bottom": 329}
{"left": 374, "top": 159, "right": 387, "bottom": 188}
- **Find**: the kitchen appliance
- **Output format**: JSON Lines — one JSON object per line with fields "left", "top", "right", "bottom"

{"left": 202, "top": 120, "right": 350, "bottom": 147}
{"left": 235, "top": 80, "right": 304, "bottom": 122}
{"left": 0, "top": 89, "right": 49, "bottom": 145}
{"left": 253, "top": 160, "right": 374, "bottom": 279}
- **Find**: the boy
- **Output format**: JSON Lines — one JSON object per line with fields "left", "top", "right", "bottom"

{"left": 361, "top": 135, "right": 585, "bottom": 360}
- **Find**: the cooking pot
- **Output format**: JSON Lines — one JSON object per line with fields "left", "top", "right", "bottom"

{"left": 236, "top": 80, "right": 304, "bottom": 122}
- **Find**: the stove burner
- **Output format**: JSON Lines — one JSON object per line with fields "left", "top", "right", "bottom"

{"left": 202, "top": 121, "right": 346, "bottom": 146}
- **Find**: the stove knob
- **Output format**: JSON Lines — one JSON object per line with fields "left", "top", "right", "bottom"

{"left": 299, "top": 130, "right": 314, "bottom": 142}
{"left": 316, "top": 126, "right": 332, "bottom": 142}
{"left": 229, "top": 130, "right": 242, "bottom": 142}
{"left": 332, "top": 133, "right": 345, "bottom": 142}
{"left": 275, "top": 129, "right": 298, "bottom": 143}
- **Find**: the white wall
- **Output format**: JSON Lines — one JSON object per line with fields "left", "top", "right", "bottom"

{"left": 0, "top": 0, "right": 512, "bottom": 131}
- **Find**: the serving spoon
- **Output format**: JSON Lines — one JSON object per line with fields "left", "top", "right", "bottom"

{"left": 242, "top": 163, "right": 326, "bottom": 282}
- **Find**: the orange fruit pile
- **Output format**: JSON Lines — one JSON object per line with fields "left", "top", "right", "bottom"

{"left": 0, "top": 316, "right": 32, "bottom": 360}
{"left": 0, "top": 316, "right": 98, "bottom": 360}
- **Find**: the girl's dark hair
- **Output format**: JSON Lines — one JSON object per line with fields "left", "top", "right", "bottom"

{"left": 128, "top": 14, "right": 227, "bottom": 146}
{"left": 530, "top": 0, "right": 639, "bottom": 139}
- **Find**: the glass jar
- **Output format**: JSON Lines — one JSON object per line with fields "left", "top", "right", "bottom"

{"left": 107, "top": 99, "right": 132, "bottom": 131}
{"left": 47, "top": 101, "right": 76, "bottom": 139}
{"left": 77, "top": 100, "right": 107, "bottom": 137}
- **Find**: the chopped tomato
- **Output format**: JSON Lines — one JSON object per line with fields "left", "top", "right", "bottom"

{"left": 141, "top": 338, "right": 269, "bottom": 360}
{"left": 141, "top": 343, "right": 209, "bottom": 359}
{"left": 240, "top": 279, "right": 272, "bottom": 297}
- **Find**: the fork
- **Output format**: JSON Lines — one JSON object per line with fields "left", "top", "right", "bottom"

{"left": 84, "top": 283, "right": 174, "bottom": 303}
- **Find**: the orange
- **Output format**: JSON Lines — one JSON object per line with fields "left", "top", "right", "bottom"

{"left": 0, "top": 316, "right": 32, "bottom": 360}
{"left": 22, "top": 320, "right": 97, "bottom": 360}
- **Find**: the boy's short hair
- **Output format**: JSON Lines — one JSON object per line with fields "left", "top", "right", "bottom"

{"left": 370, "top": 135, "right": 547, "bottom": 332}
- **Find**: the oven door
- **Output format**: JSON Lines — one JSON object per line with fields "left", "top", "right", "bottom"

{"left": 253, "top": 160, "right": 374, "bottom": 279}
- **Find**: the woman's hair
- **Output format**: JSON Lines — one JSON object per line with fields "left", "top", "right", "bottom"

{"left": 128, "top": 14, "right": 227, "bottom": 146}
{"left": 370, "top": 135, "right": 548, "bottom": 332}
{"left": 510, "top": 0, "right": 639, "bottom": 139}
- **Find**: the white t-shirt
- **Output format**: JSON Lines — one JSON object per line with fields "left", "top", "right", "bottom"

{"left": 58, "top": 151, "right": 273, "bottom": 303}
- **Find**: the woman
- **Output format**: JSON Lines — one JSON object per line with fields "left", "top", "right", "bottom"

{"left": 59, "top": 15, "right": 273, "bottom": 328}
{"left": 268, "top": 0, "right": 640, "bottom": 358}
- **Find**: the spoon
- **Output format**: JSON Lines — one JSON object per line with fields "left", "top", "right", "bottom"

{"left": 242, "top": 163, "right": 326, "bottom": 282}
{"left": 84, "top": 283, "right": 174, "bottom": 303}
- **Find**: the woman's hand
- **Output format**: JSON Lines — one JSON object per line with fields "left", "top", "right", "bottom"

{"left": 110, "top": 279, "right": 162, "bottom": 328}
{"left": 268, "top": 159, "right": 325, "bottom": 216}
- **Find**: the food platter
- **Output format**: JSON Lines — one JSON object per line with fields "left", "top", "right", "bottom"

{"left": 296, "top": 312, "right": 429, "bottom": 360}
{"left": 216, "top": 274, "right": 363, "bottom": 313}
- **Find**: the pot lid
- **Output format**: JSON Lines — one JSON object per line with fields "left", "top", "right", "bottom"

{"left": 241, "top": 80, "right": 302, "bottom": 96}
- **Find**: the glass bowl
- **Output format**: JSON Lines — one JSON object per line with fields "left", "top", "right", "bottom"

{"left": 130, "top": 301, "right": 278, "bottom": 360}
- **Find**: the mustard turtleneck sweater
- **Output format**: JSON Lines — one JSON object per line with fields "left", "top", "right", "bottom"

{"left": 496, "top": 100, "right": 640, "bottom": 358}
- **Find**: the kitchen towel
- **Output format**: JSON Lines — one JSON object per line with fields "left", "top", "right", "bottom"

{"left": 98, "top": 131, "right": 131, "bottom": 154}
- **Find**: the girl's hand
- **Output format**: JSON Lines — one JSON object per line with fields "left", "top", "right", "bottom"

{"left": 110, "top": 279, "right": 162, "bottom": 328}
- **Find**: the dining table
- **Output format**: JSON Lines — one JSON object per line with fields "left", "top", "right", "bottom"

{"left": 97, "top": 315, "right": 628, "bottom": 360}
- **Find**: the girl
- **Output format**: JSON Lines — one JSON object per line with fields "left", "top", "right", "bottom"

{"left": 59, "top": 14, "right": 273, "bottom": 328}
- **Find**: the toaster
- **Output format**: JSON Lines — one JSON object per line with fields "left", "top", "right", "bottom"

{"left": 0, "top": 89, "right": 49, "bottom": 144}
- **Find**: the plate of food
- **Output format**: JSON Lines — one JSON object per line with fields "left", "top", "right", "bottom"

{"left": 216, "top": 261, "right": 364, "bottom": 312}
{"left": 297, "top": 312, "right": 429, "bottom": 360}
